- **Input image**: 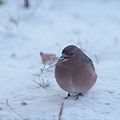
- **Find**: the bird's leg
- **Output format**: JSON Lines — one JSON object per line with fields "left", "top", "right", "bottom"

{"left": 65, "top": 93, "right": 71, "bottom": 99}
{"left": 74, "top": 93, "right": 83, "bottom": 100}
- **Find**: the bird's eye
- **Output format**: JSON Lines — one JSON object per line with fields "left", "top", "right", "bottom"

{"left": 70, "top": 52, "right": 73, "bottom": 56}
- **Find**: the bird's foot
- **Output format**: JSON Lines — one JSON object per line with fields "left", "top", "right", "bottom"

{"left": 65, "top": 93, "right": 71, "bottom": 99}
{"left": 74, "top": 93, "right": 83, "bottom": 100}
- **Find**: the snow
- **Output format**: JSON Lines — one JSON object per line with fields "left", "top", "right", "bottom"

{"left": 0, "top": 0, "right": 120, "bottom": 119}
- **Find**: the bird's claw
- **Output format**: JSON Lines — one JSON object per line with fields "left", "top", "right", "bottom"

{"left": 65, "top": 93, "right": 71, "bottom": 99}
{"left": 74, "top": 93, "right": 83, "bottom": 100}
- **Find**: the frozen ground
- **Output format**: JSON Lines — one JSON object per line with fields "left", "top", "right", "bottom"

{"left": 0, "top": 0, "right": 120, "bottom": 120}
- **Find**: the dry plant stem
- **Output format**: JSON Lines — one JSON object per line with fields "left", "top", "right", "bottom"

{"left": 5, "top": 99, "right": 27, "bottom": 120}
{"left": 5, "top": 8, "right": 18, "bottom": 25}
{"left": 33, "top": 64, "right": 50, "bottom": 88}
{"left": 40, "top": 64, "right": 46, "bottom": 85}
{"left": 0, "top": 8, "right": 19, "bottom": 34}
{"left": 95, "top": 54, "right": 99, "bottom": 64}
{"left": 33, "top": 79, "right": 49, "bottom": 88}
{"left": 0, "top": 23, "right": 12, "bottom": 34}
{"left": 44, "top": 63, "right": 56, "bottom": 71}
{"left": 58, "top": 102, "right": 64, "bottom": 120}
{"left": 33, "top": 63, "right": 56, "bottom": 88}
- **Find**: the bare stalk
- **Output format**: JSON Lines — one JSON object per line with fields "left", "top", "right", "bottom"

{"left": 58, "top": 102, "right": 64, "bottom": 120}
{"left": 95, "top": 54, "right": 99, "bottom": 64}
{"left": 5, "top": 99, "right": 28, "bottom": 120}
{"left": 33, "top": 64, "right": 51, "bottom": 88}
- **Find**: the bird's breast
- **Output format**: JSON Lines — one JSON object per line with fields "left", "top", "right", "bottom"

{"left": 55, "top": 61, "right": 97, "bottom": 94}
{"left": 55, "top": 62, "right": 77, "bottom": 93}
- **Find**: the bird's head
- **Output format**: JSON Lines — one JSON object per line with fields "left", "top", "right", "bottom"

{"left": 59, "top": 45, "right": 81, "bottom": 63}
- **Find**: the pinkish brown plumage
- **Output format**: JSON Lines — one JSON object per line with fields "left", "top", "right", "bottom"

{"left": 55, "top": 45, "right": 97, "bottom": 99}
{"left": 40, "top": 52, "right": 58, "bottom": 65}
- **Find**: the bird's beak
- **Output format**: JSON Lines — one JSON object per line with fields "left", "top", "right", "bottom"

{"left": 59, "top": 54, "right": 68, "bottom": 62}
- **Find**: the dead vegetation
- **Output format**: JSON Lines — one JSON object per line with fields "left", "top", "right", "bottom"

{"left": 33, "top": 63, "right": 56, "bottom": 88}
{"left": 5, "top": 99, "right": 28, "bottom": 120}
{"left": 58, "top": 102, "right": 64, "bottom": 120}
{"left": 94, "top": 54, "right": 99, "bottom": 64}
{"left": 40, "top": 52, "right": 58, "bottom": 65}
{"left": 33, "top": 64, "right": 49, "bottom": 88}
{"left": 32, "top": 51, "right": 58, "bottom": 88}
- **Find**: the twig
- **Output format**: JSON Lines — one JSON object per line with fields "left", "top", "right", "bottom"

{"left": 95, "top": 54, "right": 99, "bottom": 64}
{"left": 40, "top": 64, "right": 46, "bottom": 74}
{"left": 33, "top": 64, "right": 50, "bottom": 88}
{"left": 58, "top": 102, "right": 64, "bottom": 120}
{"left": 44, "top": 63, "right": 56, "bottom": 71}
{"left": 0, "top": 23, "right": 12, "bottom": 34}
{"left": 33, "top": 79, "right": 49, "bottom": 88}
{"left": 5, "top": 7, "right": 19, "bottom": 26}
{"left": 0, "top": 8, "right": 19, "bottom": 37}
{"left": 5, "top": 99, "right": 28, "bottom": 120}
{"left": 39, "top": 64, "right": 49, "bottom": 87}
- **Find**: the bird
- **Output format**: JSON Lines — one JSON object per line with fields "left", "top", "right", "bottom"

{"left": 55, "top": 45, "right": 97, "bottom": 99}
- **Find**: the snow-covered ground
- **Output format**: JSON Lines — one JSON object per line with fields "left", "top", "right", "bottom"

{"left": 0, "top": 0, "right": 120, "bottom": 119}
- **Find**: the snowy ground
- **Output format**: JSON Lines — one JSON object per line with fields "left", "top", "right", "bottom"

{"left": 0, "top": 0, "right": 120, "bottom": 120}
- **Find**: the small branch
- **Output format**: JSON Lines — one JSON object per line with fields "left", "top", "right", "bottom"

{"left": 94, "top": 54, "right": 99, "bottom": 64}
{"left": 5, "top": 8, "right": 18, "bottom": 25}
{"left": 5, "top": 99, "right": 28, "bottom": 120}
{"left": 33, "top": 64, "right": 51, "bottom": 88}
{"left": 58, "top": 102, "right": 64, "bottom": 120}
{"left": 40, "top": 64, "right": 46, "bottom": 74}
{"left": 33, "top": 79, "right": 49, "bottom": 88}
{"left": 44, "top": 63, "right": 56, "bottom": 71}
